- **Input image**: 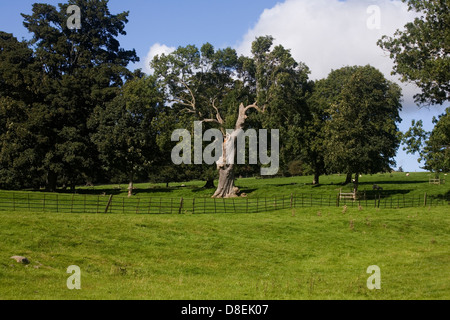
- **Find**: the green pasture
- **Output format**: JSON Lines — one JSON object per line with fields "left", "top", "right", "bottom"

{"left": 0, "top": 172, "right": 448, "bottom": 300}
{"left": 0, "top": 206, "right": 448, "bottom": 300}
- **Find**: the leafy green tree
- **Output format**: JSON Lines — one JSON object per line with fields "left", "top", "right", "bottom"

{"left": 152, "top": 36, "right": 311, "bottom": 197}
{"left": 402, "top": 119, "right": 429, "bottom": 155}
{"left": 90, "top": 75, "right": 162, "bottom": 196}
{"left": 423, "top": 108, "right": 450, "bottom": 174}
{"left": 323, "top": 66, "right": 403, "bottom": 191}
{"left": 0, "top": 32, "right": 42, "bottom": 189}
{"left": 251, "top": 36, "right": 311, "bottom": 176}
{"left": 402, "top": 108, "right": 450, "bottom": 175}
{"left": 10, "top": 0, "right": 139, "bottom": 191}
{"left": 302, "top": 80, "right": 330, "bottom": 185}
{"left": 378, "top": 0, "right": 449, "bottom": 105}
{"left": 152, "top": 42, "right": 261, "bottom": 198}
{"left": 306, "top": 67, "right": 361, "bottom": 185}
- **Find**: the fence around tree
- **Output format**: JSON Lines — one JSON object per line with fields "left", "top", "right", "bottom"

{"left": 0, "top": 191, "right": 448, "bottom": 215}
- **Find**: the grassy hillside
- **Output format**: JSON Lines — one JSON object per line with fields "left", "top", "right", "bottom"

{"left": 0, "top": 206, "right": 448, "bottom": 300}
{"left": 78, "top": 172, "right": 449, "bottom": 199}
{"left": 1, "top": 172, "right": 448, "bottom": 215}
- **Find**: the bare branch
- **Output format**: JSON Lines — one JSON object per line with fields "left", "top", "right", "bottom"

{"left": 180, "top": 78, "right": 196, "bottom": 110}
{"left": 244, "top": 102, "right": 266, "bottom": 113}
{"left": 212, "top": 98, "right": 225, "bottom": 125}
{"left": 181, "top": 108, "right": 197, "bottom": 114}
{"left": 202, "top": 118, "right": 221, "bottom": 124}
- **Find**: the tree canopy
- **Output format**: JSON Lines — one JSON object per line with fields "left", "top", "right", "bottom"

{"left": 0, "top": 1, "right": 416, "bottom": 194}
{"left": 378, "top": 0, "right": 449, "bottom": 106}
{"left": 322, "top": 66, "right": 403, "bottom": 189}
{"left": 402, "top": 108, "right": 450, "bottom": 175}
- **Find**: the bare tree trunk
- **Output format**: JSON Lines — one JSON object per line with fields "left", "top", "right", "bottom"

{"left": 353, "top": 173, "right": 359, "bottom": 193}
{"left": 212, "top": 103, "right": 264, "bottom": 198}
{"left": 203, "top": 178, "right": 215, "bottom": 189}
{"left": 313, "top": 171, "right": 320, "bottom": 185}
{"left": 46, "top": 170, "right": 57, "bottom": 192}
{"left": 128, "top": 181, "right": 133, "bottom": 197}
{"left": 344, "top": 172, "right": 352, "bottom": 185}
{"left": 212, "top": 163, "right": 240, "bottom": 198}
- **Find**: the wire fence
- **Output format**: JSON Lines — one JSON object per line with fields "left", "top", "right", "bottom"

{"left": 0, "top": 191, "right": 448, "bottom": 215}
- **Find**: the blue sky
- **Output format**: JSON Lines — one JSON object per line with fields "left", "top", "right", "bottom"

{"left": 0, "top": 0, "right": 447, "bottom": 172}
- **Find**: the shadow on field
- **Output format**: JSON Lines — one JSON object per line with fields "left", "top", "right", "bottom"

{"left": 237, "top": 188, "right": 257, "bottom": 194}
{"left": 362, "top": 190, "right": 411, "bottom": 198}
{"left": 359, "top": 180, "right": 426, "bottom": 185}
{"left": 436, "top": 190, "right": 450, "bottom": 200}
{"left": 35, "top": 188, "right": 124, "bottom": 196}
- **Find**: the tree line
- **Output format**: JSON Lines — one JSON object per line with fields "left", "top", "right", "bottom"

{"left": 0, "top": 0, "right": 448, "bottom": 196}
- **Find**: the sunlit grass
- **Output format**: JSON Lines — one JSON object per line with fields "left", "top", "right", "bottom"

{"left": 0, "top": 206, "right": 448, "bottom": 300}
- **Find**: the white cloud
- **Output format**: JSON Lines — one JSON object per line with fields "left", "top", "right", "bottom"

{"left": 235, "top": 0, "right": 421, "bottom": 109}
{"left": 142, "top": 43, "right": 176, "bottom": 75}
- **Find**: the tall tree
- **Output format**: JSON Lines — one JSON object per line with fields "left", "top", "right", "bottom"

{"left": 252, "top": 36, "right": 311, "bottom": 176}
{"left": 0, "top": 32, "right": 42, "bottom": 189}
{"left": 402, "top": 108, "right": 450, "bottom": 175}
{"left": 378, "top": 0, "right": 449, "bottom": 106}
{"left": 152, "top": 37, "right": 310, "bottom": 198}
{"left": 90, "top": 74, "right": 162, "bottom": 197}
{"left": 17, "top": 0, "right": 138, "bottom": 191}
{"left": 323, "top": 66, "right": 403, "bottom": 191}
{"left": 152, "top": 42, "right": 260, "bottom": 198}
{"left": 302, "top": 80, "right": 328, "bottom": 185}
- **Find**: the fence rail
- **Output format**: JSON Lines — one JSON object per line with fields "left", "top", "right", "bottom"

{"left": 0, "top": 191, "right": 448, "bottom": 215}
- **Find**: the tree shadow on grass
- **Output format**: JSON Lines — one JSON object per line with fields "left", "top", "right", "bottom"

{"left": 237, "top": 188, "right": 257, "bottom": 194}
{"left": 359, "top": 180, "right": 427, "bottom": 185}
{"left": 273, "top": 183, "right": 300, "bottom": 187}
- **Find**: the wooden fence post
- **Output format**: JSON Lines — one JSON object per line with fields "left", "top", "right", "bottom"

{"left": 424, "top": 193, "right": 427, "bottom": 207}
{"left": 179, "top": 198, "right": 184, "bottom": 214}
{"left": 136, "top": 198, "right": 140, "bottom": 214}
{"left": 104, "top": 195, "right": 113, "bottom": 214}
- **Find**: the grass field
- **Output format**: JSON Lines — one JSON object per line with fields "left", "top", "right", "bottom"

{"left": 0, "top": 207, "right": 449, "bottom": 300}
{"left": 76, "top": 171, "right": 449, "bottom": 199}
{"left": 0, "top": 173, "right": 449, "bottom": 300}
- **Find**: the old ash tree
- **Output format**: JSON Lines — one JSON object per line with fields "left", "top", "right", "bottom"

{"left": 152, "top": 36, "right": 310, "bottom": 198}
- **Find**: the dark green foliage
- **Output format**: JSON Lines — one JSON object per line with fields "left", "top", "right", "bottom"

{"left": 0, "top": 0, "right": 138, "bottom": 190}
{"left": 322, "top": 66, "right": 403, "bottom": 188}
{"left": 378, "top": 0, "right": 449, "bottom": 105}
{"left": 90, "top": 75, "right": 163, "bottom": 187}
{"left": 403, "top": 108, "right": 450, "bottom": 174}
